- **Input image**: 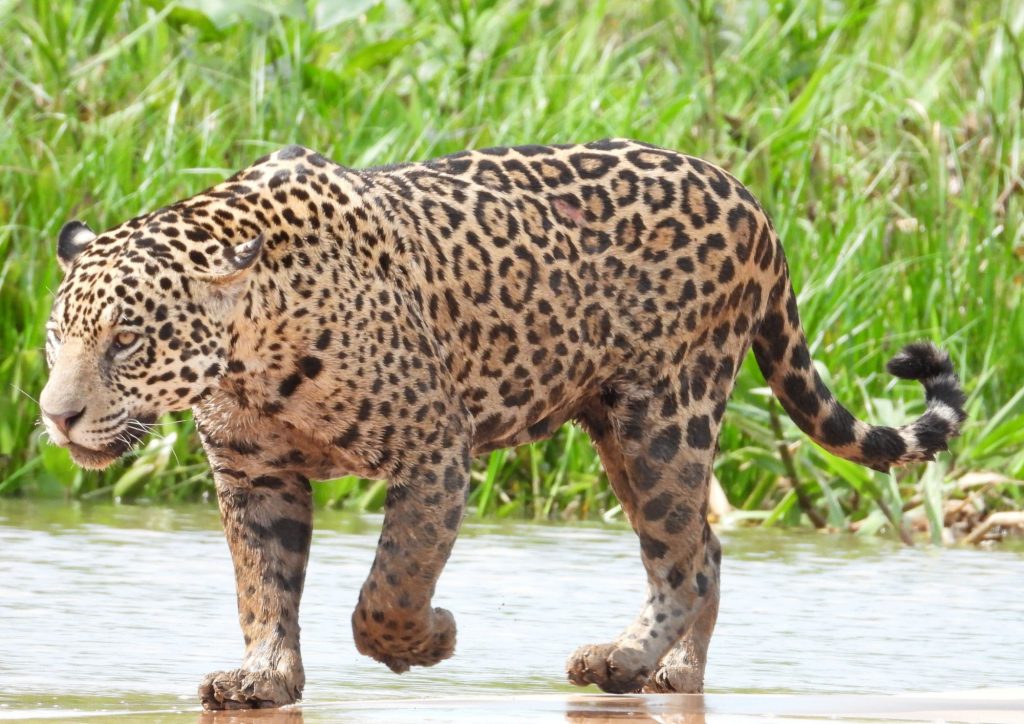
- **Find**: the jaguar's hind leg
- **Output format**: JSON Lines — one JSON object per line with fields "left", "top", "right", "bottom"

{"left": 644, "top": 529, "right": 721, "bottom": 693}
{"left": 568, "top": 389, "right": 722, "bottom": 693}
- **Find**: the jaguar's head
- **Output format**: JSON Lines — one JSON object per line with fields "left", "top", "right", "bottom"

{"left": 40, "top": 214, "right": 265, "bottom": 469}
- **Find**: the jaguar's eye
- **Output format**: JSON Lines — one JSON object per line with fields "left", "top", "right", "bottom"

{"left": 46, "top": 328, "right": 62, "bottom": 349}
{"left": 111, "top": 331, "right": 140, "bottom": 353}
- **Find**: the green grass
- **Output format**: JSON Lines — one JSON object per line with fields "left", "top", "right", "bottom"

{"left": 1, "top": 0, "right": 1022, "bottom": 540}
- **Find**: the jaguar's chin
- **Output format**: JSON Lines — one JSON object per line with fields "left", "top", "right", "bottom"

{"left": 64, "top": 415, "right": 157, "bottom": 470}
{"left": 66, "top": 441, "right": 126, "bottom": 470}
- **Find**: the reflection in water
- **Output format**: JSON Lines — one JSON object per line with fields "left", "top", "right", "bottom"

{"left": 197, "top": 708, "right": 305, "bottom": 724}
{"left": 194, "top": 696, "right": 713, "bottom": 724}
{"left": 563, "top": 694, "right": 707, "bottom": 724}
{"left": 1, "top": 500, "right": 1023, "bottom": 722}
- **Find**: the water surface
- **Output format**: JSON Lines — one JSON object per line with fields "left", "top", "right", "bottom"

{"left": 1, "top": 501, "right": 1022, "bottom": 722}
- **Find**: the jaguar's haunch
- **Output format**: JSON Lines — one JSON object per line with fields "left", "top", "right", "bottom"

{"left": 40, "top": 139, "right": 965, "bottom": 709}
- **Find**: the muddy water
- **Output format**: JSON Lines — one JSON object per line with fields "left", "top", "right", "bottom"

{"left": 0, "top": 501, "right": 1022, "bottom": 722}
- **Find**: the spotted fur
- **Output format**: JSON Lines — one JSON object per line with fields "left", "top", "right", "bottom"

{"left": 40, "top": 139, "right": 965, "bottom": 708}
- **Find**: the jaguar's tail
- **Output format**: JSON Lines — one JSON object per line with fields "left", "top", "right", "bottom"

{"left": 751, "top": 274, "right": 966, "bottom": 473}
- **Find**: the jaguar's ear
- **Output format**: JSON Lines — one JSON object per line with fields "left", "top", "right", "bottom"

{"left": 195, "top": 234, "right": 265, "bottom": 285}
{"left": 57, "top": 221, "right": 97, "bottom": 272}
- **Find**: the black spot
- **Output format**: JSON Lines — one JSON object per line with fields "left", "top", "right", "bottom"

{"left": 443, "top": 464, "right": 463, "bottom": 493}
{"left": 527, "top": 416, "right": 553, "bottom": 439}
{"left": 712, "top": 321, "right": 731, "bottom": 348}
{"left": 642, "top": 492, "right": 672, "bottom": 521}
{"left": 696, "top": 572, "right": 709, "bottom": 596}
{"left": 667, "top": 564, "right": 685, "bottom": 589}
{"left": 760, "top": 313, "right": 790, "bottom": 361}
{"left": 640, "top": 534, "right": 668, "bottom": 560}
{"left": 707, "top": 167, "right": 731, "bottom": 198}
{"left": 785, "top": 293, "right": 800, "bottom": 326}
{"left": 782, "top": 373, "right": 820, "bottom": 416}
{"left": 913, "top": 413, "right": 952, "bottom": 454}
{"left": 444, "top": 506, "right": 463, "bottom": 531}
{"left": 790, "top": 343, "right": 811, "bottom": 370}
{"left": 680, "top": 462, "right": 705, "bottom": 488}
{"left": 334, "top": 423, "right": 359, "bottom": 447}
{"left": 752, "top": 340, "right": 774, "bottom": 379}
{"left": 649, "top": 424, "right": 681, "bottom": 462}
{"left": 717, "top": 257, "right": 735, "bottom": 283}
{"left": 279, "top": 373, "right": 302, "bottom": 397}
{"left": 633, "top": 456, "right": 661, "bottom": 490}
{"left": 271, "top": 517, "right": 311, "bottom": 554}
{"left": 278, "top": 145, "right": 306, "bottom": 160}
{"left": 860, "top": 427, "right": 907, "bottom": 463}
{"left": 252, "top": 475, "right": 284, "bottom": 489}
{"left": 386, "top": 485, "right": 409, "bottom": 506}
{"left": 664, "top": 504, "right": 693, "bottom": 534}
{"left": 820, "top": 406, "right": 857, "bottom": 446}
{"left": 299, "top": 356, "right": 322, "bottom": 378}
{"left": 268, "top": 169, "right": 291, "bottom": 189}
{"left": 686, "top": 415, "right": 712, "bottom": 449}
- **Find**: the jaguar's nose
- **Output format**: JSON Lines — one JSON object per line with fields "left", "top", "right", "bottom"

{"left": 43, "top": 406, "right": 85, "bottom": 435}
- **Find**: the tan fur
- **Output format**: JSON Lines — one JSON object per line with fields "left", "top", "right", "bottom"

{"left": 42, "top": 139, "right": 964, "bottom": 708}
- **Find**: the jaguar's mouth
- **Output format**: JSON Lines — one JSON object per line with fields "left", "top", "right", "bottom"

{"left": 62, "top": 415, "right": 156, "bottom": 470}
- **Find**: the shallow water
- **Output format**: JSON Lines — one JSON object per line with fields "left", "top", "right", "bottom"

{"left": 1, "top": 500, "right": 1022, "bottom": 722}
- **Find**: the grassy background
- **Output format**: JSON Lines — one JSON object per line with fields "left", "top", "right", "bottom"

{"left": 1, "top": 0, "right": 1022, "bottom": 540}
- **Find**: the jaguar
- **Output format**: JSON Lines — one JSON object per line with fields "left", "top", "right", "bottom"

{"left": 40, "top": 139, "right": 965, "bottom": 709}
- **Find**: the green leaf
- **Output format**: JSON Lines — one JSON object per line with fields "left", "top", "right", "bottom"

{"left": 113, "top": 461, "right": 155, "bottom": 499}
{"left": 341, "top": 35, "right": 419, "bottom": 74}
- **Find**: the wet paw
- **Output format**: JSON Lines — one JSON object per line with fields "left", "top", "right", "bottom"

{"left": 643, "top": 663, "right": 704, "bottom": 693}
{"left": 566, "top": 642, "right": 650, "bottom": 694}
{"left": 198, "top": 668, "right": 302, "bottom": 710}
{"left": 353, "top": 605, "right": 457, "bottom": 673}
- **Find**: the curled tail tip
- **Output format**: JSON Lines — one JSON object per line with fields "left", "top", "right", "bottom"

{"left": 885, "top": 341, "right": 953, "bottom": 381}
{"left": 886, "top": 341, "right": 967, "bottom": 426}
{"left": 878, "top": 341, "right": 967, "bottom": 470}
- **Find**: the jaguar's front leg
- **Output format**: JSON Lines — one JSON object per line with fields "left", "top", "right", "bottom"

{"left": 199, "top": 469, "right": 313, "bottom": 710}
{"left": 352, "top": 427, "right": 470, "bottom": 674}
